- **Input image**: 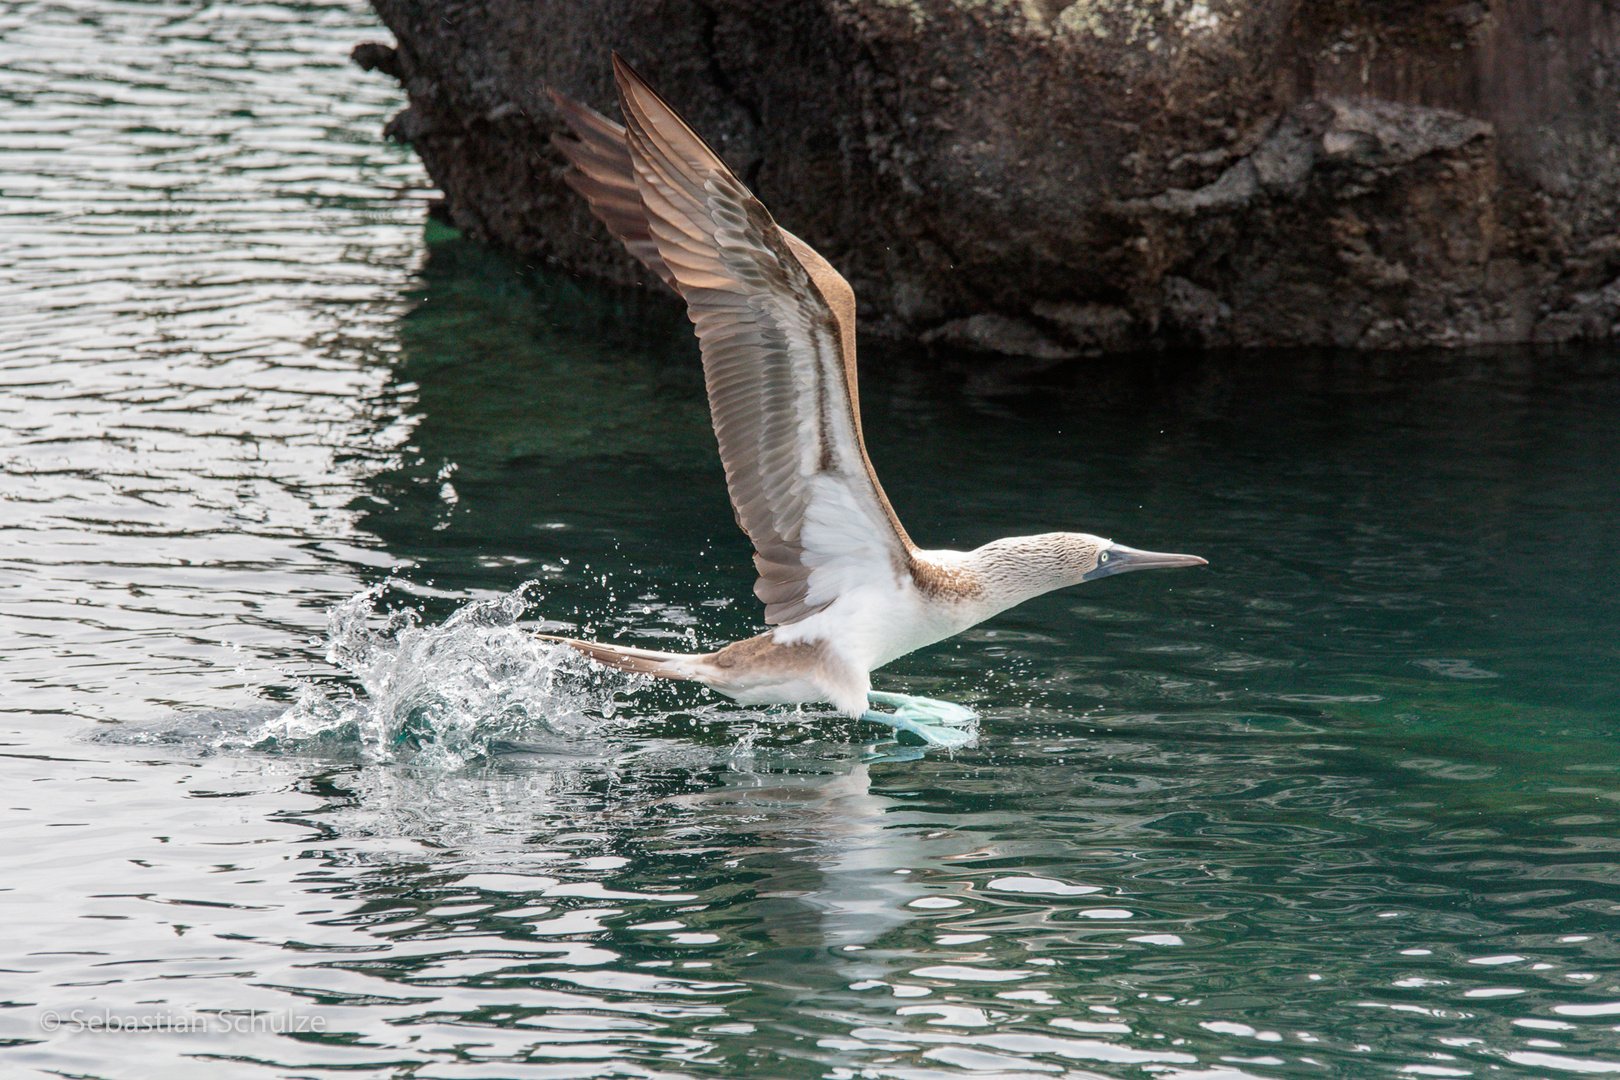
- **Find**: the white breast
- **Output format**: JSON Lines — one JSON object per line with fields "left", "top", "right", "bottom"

{"left": 773, "top": 548, "right": 985, "bottom": 675}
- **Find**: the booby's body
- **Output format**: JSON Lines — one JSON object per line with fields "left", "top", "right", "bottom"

{"left": 543, "top": 57, "right": 1206, "bottom": 742}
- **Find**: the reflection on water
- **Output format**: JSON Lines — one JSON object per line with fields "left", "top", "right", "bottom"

{"left": 3, "top": 2, "right": 1620, "bottom": 1078}
{"left": 20, "top": 721, "right": 1620, "bottom": 1078}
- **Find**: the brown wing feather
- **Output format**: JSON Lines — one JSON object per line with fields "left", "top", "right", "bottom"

{"left": 549, "top": 90, "right": 679, "bottom": 291}
{"left": 553, "top": 56, "right": 916, "bottom": 625}
{"left": 775, "top": 230, "right": 918, "bottom": 558}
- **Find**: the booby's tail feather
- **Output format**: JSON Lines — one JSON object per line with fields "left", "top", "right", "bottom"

{"left": 537, "top": 635, "right": 709, "bottom": 683}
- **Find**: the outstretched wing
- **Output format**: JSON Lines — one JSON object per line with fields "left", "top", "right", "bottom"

{"left": 549, "top": 89, "right": 678, "bottom": 292}
{"left": 552, "top": 55, "right": 917, "bottom": 625}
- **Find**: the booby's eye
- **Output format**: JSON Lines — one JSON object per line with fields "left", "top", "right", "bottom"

{"left": 1097, "top": 551, "right": 1110, "bottom": 564}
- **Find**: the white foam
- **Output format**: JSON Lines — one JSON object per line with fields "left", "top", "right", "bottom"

{"left": 243, "top": 581, "right": 646, "bottom": 766}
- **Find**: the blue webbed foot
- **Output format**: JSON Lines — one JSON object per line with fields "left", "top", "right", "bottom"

{"left": 860, "top": 691, "right": 977, "bottom": 749}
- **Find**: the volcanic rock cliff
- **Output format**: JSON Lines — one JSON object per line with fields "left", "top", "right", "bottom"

{"left": 356, "top": 0, "right": 1620, "bottom": 356}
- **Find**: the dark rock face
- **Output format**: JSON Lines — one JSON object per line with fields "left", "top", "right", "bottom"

{"left": 359, "top": 0, "right": 1620, "bottom": 355}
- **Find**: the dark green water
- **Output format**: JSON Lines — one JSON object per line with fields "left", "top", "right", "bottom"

{"left": 2, "top": 3, "right": 1619, "bottom": 1078}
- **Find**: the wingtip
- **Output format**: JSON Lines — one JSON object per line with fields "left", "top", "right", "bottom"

{"left": 609, "top": 52, "right": 663, "bottom": 112}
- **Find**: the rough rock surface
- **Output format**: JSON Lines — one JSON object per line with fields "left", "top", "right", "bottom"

{"left": 357, "top": 0, "right": 1620, "bottom": 355}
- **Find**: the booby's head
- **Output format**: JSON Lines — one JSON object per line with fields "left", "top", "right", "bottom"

{"left": 967, "top": 532, "right": 1206, "bottom": 608}
{"left": 1081, "top": 537, "right": 1208, "bottom": 582}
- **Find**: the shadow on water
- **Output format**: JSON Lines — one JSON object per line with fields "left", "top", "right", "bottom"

{"left": 350, "top": 237, "right": 723, "bottom": 592}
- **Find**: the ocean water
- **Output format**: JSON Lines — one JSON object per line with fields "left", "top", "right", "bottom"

{"left": 2, "top": 3, "right": 1619, "bottom": 1078}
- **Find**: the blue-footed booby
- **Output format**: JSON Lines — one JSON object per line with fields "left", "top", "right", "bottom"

{"left": 540, "top": 55, "right": 1206, "bottom": 747}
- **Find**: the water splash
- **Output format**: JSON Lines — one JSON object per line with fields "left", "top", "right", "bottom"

{"left": 248, "top": 581, "right": 648, "bottom": 767}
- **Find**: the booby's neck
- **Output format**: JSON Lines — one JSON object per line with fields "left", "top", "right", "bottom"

{"left": 927, "top": 532, "right": 1111, "bottom": 620}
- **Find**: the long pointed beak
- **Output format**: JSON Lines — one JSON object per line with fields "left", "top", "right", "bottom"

{"left": 1085, "top": 542, "right": 1208, "bottom": 581}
